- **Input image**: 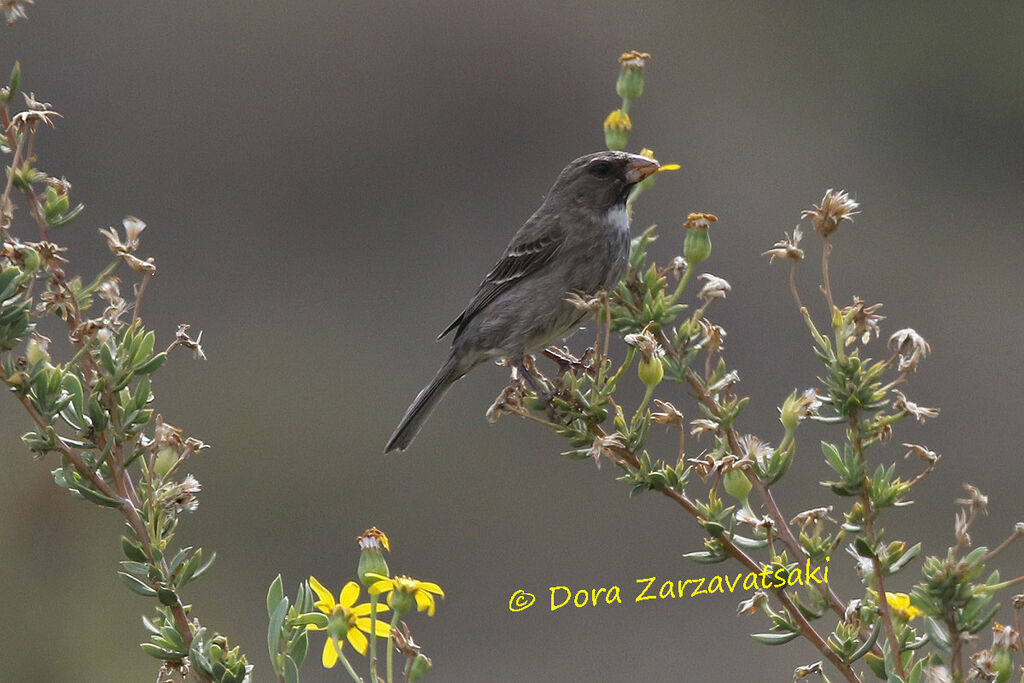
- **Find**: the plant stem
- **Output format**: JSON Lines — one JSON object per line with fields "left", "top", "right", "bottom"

{"left": 386, "top": 611, "right": 402, "bottom": 683}
{"left": 369, "top": 594, "right": 379, "bottom": 682}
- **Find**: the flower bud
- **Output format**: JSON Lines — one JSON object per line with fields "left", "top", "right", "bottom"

{"left": 723, "top": 469, "right": 752, "bottom": 504}
{"left": 683, "top": 213, "right": 717, "bottom": 266}
{"left": 408, "top": 653, "right": 432, "bottom": 682}
{"left": 603, "top": 109, "right": 631, "bottom": 151}
{"left": 637, "top": 354, "right": 664, "bottom": 388}
{"left": 616, "top": 50, "right": 649, "bottom": 100}
{"left": 356, "top": 527, "right": 390, "bottom": 587}
{"left": 25, "top": 336, "right": 50, "bottom": 366}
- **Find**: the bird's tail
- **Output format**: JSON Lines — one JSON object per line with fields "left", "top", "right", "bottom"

{"left": 385, "top": 355, "right": 462, "bottom": 452}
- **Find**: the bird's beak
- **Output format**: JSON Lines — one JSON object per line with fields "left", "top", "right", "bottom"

{"left": 624, "top": 156, "right": 661, "bottom": 184}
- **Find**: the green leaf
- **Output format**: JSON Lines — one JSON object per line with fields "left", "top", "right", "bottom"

{"left": 267, "top": 575, "right": 285, "bottom": 617}
{"left": 283, "top": 655, "right": 299, "bottom": 683}
{"left": 134, "top": 352, "right": 167, "bottom": 375}
{"left": 268, "top": 598, "right": 287, "bottom": 663}
{"left": 749, "top": 631, "right": 800, "bottom": 645}
{"left": 291, "top": 630, "right": 308, "bottom": 667}
{"left": 121, "top": 535, "right": 149, "bottom": 563}
{"left": 118, "top": 571, "right": 157, "bottom": 597}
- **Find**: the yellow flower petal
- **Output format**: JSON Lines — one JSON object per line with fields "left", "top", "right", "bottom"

{"left": 368, "top": 580, "right": 393, "bottom": 595}
{"left": 339, "top": 581, "right": 361, "bottom": 609}
{"left": 353, "top": 602, "right": 389, "bottom": 617}
{"left": 417, "top": 581, "right": 445, "bottom": 597}
{"left": 309, "top": 576, "right": 335, "bottom": 609}
{"left": 658, "top": 163, "right": 681, "bottom": 172}
{"left": 415, "top": 591, "right": 436, "bottom": 616}
{"left": 347, "top": 627, "right": 368, "bottom": 655}
{"left": 355, "top": 617, "right": 395, "bottom": 637}
{"left": 322, "top": 637, "right": 339, "bottom": 669}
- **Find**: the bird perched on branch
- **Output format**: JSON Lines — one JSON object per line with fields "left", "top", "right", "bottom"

{"left": 385, "top": 151, "right": 661, "bottom": 452}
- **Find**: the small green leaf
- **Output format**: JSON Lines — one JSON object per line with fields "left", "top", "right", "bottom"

{"left": 267, "top": 575, "right": 284, "bottom": 617}
{"left": 118, "top": 571, "right": 157, "bottom": 597}
{"left": 750, "top": 631, "right": 800, "bottom": 645}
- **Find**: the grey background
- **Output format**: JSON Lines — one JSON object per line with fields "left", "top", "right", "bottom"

{"left": 1, "top": 2, "right": 1022, "bottom": 681}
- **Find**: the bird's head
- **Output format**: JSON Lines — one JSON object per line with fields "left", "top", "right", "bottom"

{"left": 549, "top": 151, "right": 663, "bottom": 212}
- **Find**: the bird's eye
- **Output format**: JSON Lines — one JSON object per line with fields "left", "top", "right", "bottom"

{"left": 589, "top": 160, "right": 613, "bottom": 177}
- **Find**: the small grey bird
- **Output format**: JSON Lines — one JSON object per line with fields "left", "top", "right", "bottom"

{"left": 385, "top": 151, "right": 660, "bottom": 452}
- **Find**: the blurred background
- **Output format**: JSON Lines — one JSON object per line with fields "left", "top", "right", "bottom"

{"left": 1, "top": 2, "right": 1022, "bottom": 680}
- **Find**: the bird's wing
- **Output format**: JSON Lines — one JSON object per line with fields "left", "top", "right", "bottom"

{"left": 437, "top": 220, "right": 566, "bottom": 340}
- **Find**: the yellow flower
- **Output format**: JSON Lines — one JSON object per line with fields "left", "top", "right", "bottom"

{"left": 307, "top": 576, "right": 392, "bottom": 668}
{"left": 367, "top": 574, "right": 445, "bottom": 617}
{"left": 885, "top": 592, "right": 922, "bottom": 621}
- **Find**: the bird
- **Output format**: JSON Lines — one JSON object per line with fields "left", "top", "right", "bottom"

{"left": 385, "top": 151, "right": 661, "bottom": 452}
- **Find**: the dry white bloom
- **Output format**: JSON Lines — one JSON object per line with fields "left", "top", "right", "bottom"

{"left": 698, "top": 273, "right": 731, "bottom": 302}
{"left": 486, "top": 382, "right": 525, "bottom": 423}
{"left": 565, "top": 291, "right": 603, "bottom": 313}
{"left": 707, "top": 370, "right": 740, "bottom": 393}
{"left": 736, "top": 591, "right": 768, "bottom": 616}
{"left": 956, "top": 483, "right": 989, "bottom": 517}
{"left": 793, "top": 661, "right": 824, "bottom": 679}
{"left": 586, "top": 433, "right": 625, "bottom": 469}
{"left": 623, "top": 325, "right": 664, "bottom": 359}
{"left": 888, "top": 328, "right": 931, "bottom": 373}
{"left": 802, "top": 189, "right": 859, "bottom": 237}
{"left": 903, "top": 443, "right": 940, "bottom": 466}
{"left": 762, "top": 225, "right": 804, "bottom": 263}
{"left": 790, "top": 506, "right": 836, "bottom": 529}
{"left": 668, "top": 256, "right": 687, "bottom": 279}
{"left": 737, "top": 434, "right": 774, "bottom": 468}
{"left": 689, "top": 418, "right": 719, "bottom": 436}
{"left": 892, "top": 390, "right": 939, "bottom": 423}
{"left": 173, "top": 324, "right": 206, "bottom": 360}
{"left": 651, "top": 399, "right": 683, "bottom": 426}
{"left": 843, "top": 297, "right": 885, "bottom": 346}
{"left": 2, "top": 0, "right": 34, "bottom": 26}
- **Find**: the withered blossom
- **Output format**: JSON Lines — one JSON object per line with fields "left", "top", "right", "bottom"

{"left": 892, "top": 390, "right": 939, "bottom": 423}
{"left": 698, "top": 319, "right": 727, "bottom": 355}
{"left": 9, "top": 92, "right": 62, "bottom": 130}
{"left": 684, "top": 212, "right": 718, "bottom": 230}
{"left": 802, "top": 189, "right": 859, "bottom": 237}
{"left": 172, "top": 324, "right": 206, "bottom": 360}
{"left": 955, "top": 483, "right": 988, "bottom": 517}
{"left": 736, "top": 591, "right": 767, "bottom": 616}
{"left": 843, "top": 296, "right": 885, "bottom": 346}
{"left": 698, "top": 273, "right": 731, "bottom": 302}
{"left": 902, "top": 443, "right": 940, "bottom": 466}
{"left": 564, "top": 291, "right": 604, "bottom": 313}
{"left": 707, "top": 370, "right": 740, "bottom": 393}
{"left": 790, "top": 506, "right": 836, "bottom": 530}
{"left": 2, "top": 0, "right": 34, "bottom": 26}
{"left": 689, "top": 418, "right": 719, "bottom": 436}
{"left": 623, "top": 324, "right": 663, "bottom": 360}
{"left": 888, "top": 328, "right": 931, "bottom": 373}
{"left": 486, "top": 382, "right": 526, "bottom": 423}
{"left": 762, "top": 225, "right": 804, "bottom": 264}
{"left": 737, "top": 434, "right": 773, "bottom": 468}
{"left": 793, "top": 662, "right": 824, "bottom": 679}
{"left": 668, "top": 255, "right": 687, "bottom": 279}
{"left": 651, "top": 399, "right": 684, "bottom": 426}
{"left": 586, "top": 433, "right": 625, "bottom": 469}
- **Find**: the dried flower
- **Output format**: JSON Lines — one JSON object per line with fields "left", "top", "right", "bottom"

{"left": 790, "top": 506, "right": 836, "bottom": 530}
{"left": 888, "top": 328, "right": 931, "bottom": 373}
{"left": 903, "top": 443, "right": 940, "bottom": 466}
{"left": 697, "top": 273, "right": 731, "bottom": 303}
{"left": 892, "top": 390, "right": 939, "bottom": 423}
{"left": 762, "top": 225, "right": 805, "bottom": 264}
{"left": 683, "top": 213, "right": 717, "bottom": 265}
{"left": 843, "top": 297, "right": 885, "bottom": 346}
{"left": 779, "top": 389, "right": 821, "bottom": 430}
{"left": 651, "top": 399, "right": 683, "bottom": 426}
{"left": 2, "top": 0, "right": 34, "bottom": 26}
{"left": 586, "top": 433, "right": 624, "bottom": 469}
{"left": 956, "top": 483, "right": 989, "bottom": 517}
{"left": 802, "top": 189, "right": 859, "bottom": 237}
{"left": 486, "top": 382, "right": 526, "bottom": 423}
{"left": 736, "top": 591, "right": 767, "bottom": 616}
{"left": 9, "top": 92, "right": 61, "bottom": 130}
{"left": 616, "top": 50, "right": 650, "bottom": 100}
